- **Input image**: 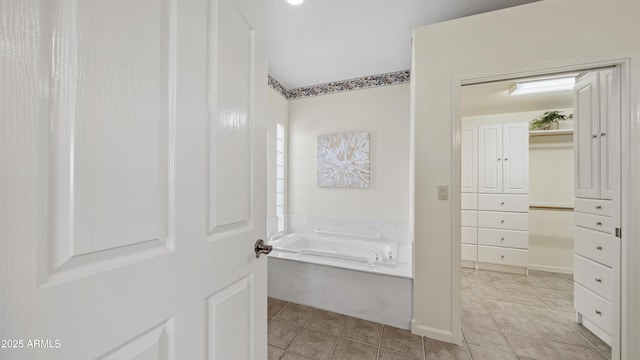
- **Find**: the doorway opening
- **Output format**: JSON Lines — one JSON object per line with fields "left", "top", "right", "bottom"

{"left": 457, "top": 66, "right": 622, "bottom": 360}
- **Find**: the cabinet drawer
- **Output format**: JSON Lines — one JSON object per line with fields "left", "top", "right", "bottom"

{"left": 574, "top": 283, "right": 612, "bottom": 334}
{"left": 478, "top": 211, "right": 528, "bottom": 231}
{"left": 574, "top": 226, "right": 617, "bottom": 268}
{"left": 478, "top": 194, "right": 529, "bottom": 212}
{"left": 574, "top": 255, "right": 613, "bottom": 301}
{"left": 478, "top": 246, "right": 528, "bottom": 267}
{"left": 575, "top": 212, "right": 613, "bottom": 233}
{"left": 478, "top": 228, "right": 528, "bottom": 249}
{"left": 461, "top": 210, "right": 477, "bottom": 227}
{"left": 462, "top": 244, "right": 477, "bottom": 262}
{"left": 461, "top": 227, "right": 477, "bottom": 245}
{"left": 462, "top": 193, "right": 477, "bottom": 210}
{"left": 575, "top": 198, "right": 613, "bottom": 217}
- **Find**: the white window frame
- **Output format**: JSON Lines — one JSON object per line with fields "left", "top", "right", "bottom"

{"left": 276, "top": 124, "right": 285, "bottom": 233}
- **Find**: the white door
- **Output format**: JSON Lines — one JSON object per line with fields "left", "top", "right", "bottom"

{"left": 0, "top": 0, "right": 267, "bottom": 359}
{"left": 478, "top": 124, "right": 502, "bottom": 193}
{"left": 574, "top": 71, "right": 600, "bottom": 199}
{"left": 599, "top": 68, "right": 619, "bottom": 200}
{"left": 502, "top": 122, "right": 529, "bottom": 194}
{"left": 461, "top": 127, "right": 477, "bottom": 193}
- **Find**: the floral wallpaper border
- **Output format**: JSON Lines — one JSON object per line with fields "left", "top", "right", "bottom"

{"left": 268, "top": 70, "right": 410, "bottom": 100}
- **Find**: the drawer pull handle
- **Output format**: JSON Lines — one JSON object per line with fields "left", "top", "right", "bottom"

{"left": 592, "top": 134, "right": 598, "bottom": 139}
{"left": 500, "top": 202, "right": 505, "bottom": 206}
{"left": 595, "top": 278, "right": 602, "bottom": 283}
{"left": 500, "top": 237, "right": 505, "bottom": 242}
{"left": 500, "top": 220, "right": 505, "bottom": 224}
{"left": 504, "top": 158, "right": 508, "bottom": 161}
{"left": 497, "top": 158, "right": 502, "bottom": 161}
{"left": 596, "top": 205, "right": 602, "bottom": 210}
{"left": 595, "top": 310, "right": 602, "bottom": 316}
{"left": 596, "top": 245, "right": 603, "bottom": 250}
{"left": 596, "top": 222, "right": 603, "bottom": 226}
{"left": 500, "top": 255, "right": 505, "bottom": 260}
{"left": 601, "top": 132, "right": 606, "bottom": 137}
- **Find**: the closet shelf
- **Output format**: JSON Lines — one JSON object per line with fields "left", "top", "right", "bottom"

{"left": 529, "top": 129, "right": 574, "bottom": 137}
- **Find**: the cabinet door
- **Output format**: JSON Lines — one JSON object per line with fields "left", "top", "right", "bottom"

{"left": 599, "top": 69, "right": 620, "bottom": 200}
{"left": 574, "top": 72, "right": 600, "bottom": 199}
{"left": 502, "top": 122, "right": 529, "bottom": 193}
{"left": 461, "top": 126, "right": 477, "bottom": 193}
{"left": 478, "top": 124, "right": 502, "bottom": 193}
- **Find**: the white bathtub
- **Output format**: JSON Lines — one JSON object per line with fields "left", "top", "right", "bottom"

{"left": 267, "top": 233, "right": 413, "bottom": 329}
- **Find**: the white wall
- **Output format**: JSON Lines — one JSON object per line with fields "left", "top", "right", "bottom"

{"left": 463, "top": 110, "right": 575, "bottom": 273}
{"left": 267, "top": 88, "right": 288, "bottom": 233}
{"left": 411, "top": 1, "right": 640, "bottom": 357}
{"left": 288, "top": 85, "right": 410, "bottom": 223}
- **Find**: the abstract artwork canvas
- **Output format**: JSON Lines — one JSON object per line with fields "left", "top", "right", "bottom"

{"left": 317, "top": 132, "right": 370, "bottom": 188}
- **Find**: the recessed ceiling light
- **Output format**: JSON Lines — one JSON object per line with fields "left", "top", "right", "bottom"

{"left": 287, "top": 0, "right": 304, "bottom": 5}
{"left": 509, "top": 76, "right": 576, "bottom": 96}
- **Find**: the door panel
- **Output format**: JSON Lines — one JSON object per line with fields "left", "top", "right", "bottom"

{"left": 502, "top": 122, "right": 528, "bottom": 194}
{"left": 599, "top": 68, "right": 619, "bottom": 200}
{"left": 461, "top": 127, "right": 477, "bottom": 193}
{"left": 574, "top": 72, "right": 600, "bottom": 199}
{"left": 478, "top": 124, "right": 502, "bottom": 193}
{"left": 1, "top": 0, "right": 267, "bottom": 358}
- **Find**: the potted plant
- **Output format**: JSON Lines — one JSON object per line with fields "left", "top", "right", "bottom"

{"left": 530, "top": 110, "right": 573, "bottom": 130}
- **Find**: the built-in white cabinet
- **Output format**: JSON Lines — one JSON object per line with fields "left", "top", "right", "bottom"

{"left": 478, "top": 123, "right": 529, "bottom": 194}
{"left": 462, "top": 122, "right": 529, "bottom": 273}
{"left": 574, "top": 69, "right": 618, "bottom": 200}
{"left": 573, "top": 69, "right": 620, "bottom": 347}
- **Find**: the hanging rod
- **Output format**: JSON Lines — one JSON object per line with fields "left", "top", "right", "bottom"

{"left": 529, "top": 205, "right": 574, "bottom": 211}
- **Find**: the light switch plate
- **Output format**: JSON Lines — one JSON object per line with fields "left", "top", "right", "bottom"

{"left": 438, "top": 185, "right": 448, "bottom": 200}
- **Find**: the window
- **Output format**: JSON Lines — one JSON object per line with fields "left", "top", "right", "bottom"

{"left": 276, "top": 124, "right": 285, "bottom": 233}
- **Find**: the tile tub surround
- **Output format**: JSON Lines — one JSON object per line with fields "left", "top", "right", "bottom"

{"left": 268, "top": 268, "right": 612, "bottom": 360}
{"left": 268, "top": 257, "right": 412, "bottom": 329}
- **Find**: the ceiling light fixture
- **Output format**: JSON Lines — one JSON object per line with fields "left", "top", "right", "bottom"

{"left": 508, "top": 76, "right": 576, "bottom": 96}
{"left": 286, "top": 0, "right": 304, "bottom": 5}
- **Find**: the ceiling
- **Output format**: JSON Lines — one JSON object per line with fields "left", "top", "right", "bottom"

{"left": 267, "top": 0, "right": 539, "bottom": 89}
{"left": 461, "top": 80, "right": 573, "bottom": 117}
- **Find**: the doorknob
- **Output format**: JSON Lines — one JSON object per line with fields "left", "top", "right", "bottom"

{"left": 255, "top": 239, "right": 273, "bottom": 258}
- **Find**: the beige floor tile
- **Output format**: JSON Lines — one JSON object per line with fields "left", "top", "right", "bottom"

{"left": 307, "top": 309, "right": 347, "bottom": 336}
{"left": 517, "top": 304, "right": 565, "bottom": 324}
{"left": 280, "top": 353, "right": 311, "bottom": 360}
{"left": 479, "top": 297, "right": 521, "bottom": 317}
{"left": 377, "top": 348, "right": 422, "bottom": 360}
{"left": 277, "top": 303, "right": 317, "bottom": 326}
{"left": 380, "top": 325, "right": 424, "bottom": 359}
{"left": 268, "top": 344, "right": 285, "bottom": 360}
{"left": 329, "top": 338, "right": 377, "bottom": 360}
{"left": 269, "top": 297, "right": 288, "bottom": 320}
{"left": 532, "top": 320, "right": 592, "bottom": 347}
{"left": 287, "top": 329, "right": 338, "bottom": 359}
{"left": 550, "top": 340, "right": 609, "bottom": 360}
{"left": 342, "top": 317, "right": 382, "bottom": 346}
{"left": 268, "top": 319, "right": 302, "bottom": 349}
{"left": 491, "top": 312, "right": 540, "bottom": 336}
{"left": 461, "top": 307, "right": 497, "bottom": 329}
{"left": 467, "top": 344, "right": 518, "bottom": 360}
{"left": 424, "top": 338, "right": 471, "bottom": 360}
{"left": 504, "top": 333, "right": 562, "bottom": 359}
{"left": 537, "top": 295, "right": 574, "bottom": 311}
{"left": 573, "top": 325, "right": 612, "bottom": 354}
{"left": 461, "top": 322, "right": 512, "bottom": 353}
{"left": 500, "top": 289, "right": 547, "bottom": 307}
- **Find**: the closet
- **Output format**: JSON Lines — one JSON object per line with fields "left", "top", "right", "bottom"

{"left": 573, "top": 68, "right": 620, "bottom": 346}
{"left": 461, "top": 122, "right": 529, "bottom": 273}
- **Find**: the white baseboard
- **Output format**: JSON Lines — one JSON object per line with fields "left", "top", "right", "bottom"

{"left": 528, "top": 263, "right": 573, "bottom": 274}
{"left": 411, "top": 319, "right": 461, "bottom": 344}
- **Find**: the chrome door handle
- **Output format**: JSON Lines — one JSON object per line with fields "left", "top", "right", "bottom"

{"left": 255, "top": 239, "right": 273, "bottom": 258}
{"left": 595, "top": 278, "right": 602, "bottom": 283}
{"left": 592, "top": 134, "right": 598, "bottom": 139}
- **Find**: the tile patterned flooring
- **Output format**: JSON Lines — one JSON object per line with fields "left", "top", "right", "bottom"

{"left": 268, "top": 268, "right": 612, "bottom": 360}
